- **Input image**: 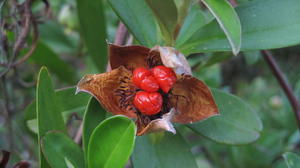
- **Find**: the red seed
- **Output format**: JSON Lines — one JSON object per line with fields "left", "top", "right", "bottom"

{"left": 151, "top": 66, "right": 177, "bottom": 93}
{"left": 132, "top": 67, "right": 159, "bottom": 92}
{"left": 133, "top": 91, "right": 162, "bottom": 115}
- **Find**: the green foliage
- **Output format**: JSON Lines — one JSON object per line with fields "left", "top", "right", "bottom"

{"left": 24, "top": 87, "right": 90, "bottom": 134}
{"left": 188, "top": 88, "right": 263, "bottom": 144}
{"left": 108, "top": 0, "right": 159, "bottom": 47}
{"left": 30, "top": 42, "right": 77, "bottom": 84}
{"left": 3, "top": 0, "right": 300, "bottom": 167}
{"left": 201, "top": 0, "right": 241, "bottom": 55}
{"left": 36, "top": 67, "right": 67, "bottom": 168}
{"left": 146, "top": 0, "right": 178, "bottom": 45}
{"left": 77, "top": 0, "right": 107, "bottom": 72}
{"left": 283, "top": 152, "right": 300, "bottom": 168}
{"left": 42, "top": 131, "right": 85, "bottom": 168}
{"left": 82, "top": 98, "right": 106, "bottom": 161}
{"left": 177, "top": 0, "right": 300, "bottom": 54}
{"left": 88, "top": 116, "right": 136, "bottom": 168}
{"left": 132, "top": 133, "right": 198, "bottom": 168}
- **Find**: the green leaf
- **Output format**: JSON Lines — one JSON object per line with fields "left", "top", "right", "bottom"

{"left": 201, "top": 0, "right": 241, "bottom": 55}
{"left": 132, "top": 132, "right": 198, "bottom": 168}
{"left": 36, "top": 67, "right": 67, "bottom": 168}
{"left": 108, "top": 0, "right": 159, "bottom": 47}
{"left": 29, "top": 42, "right": 77, "bottom": 84}
{"left": 146, "top": 0, "right": 178, "bottom": 45}
{"left": 178, "top": 0, "right": 300, "bottom": 55}
{"left": 176, "top": 5, "right": 209, "bottom": 46}
{"left": 39, "top": 21, "right": 77, "bottom": 53}
{"left": 82, "top": 98, "right": 106, "bottom": 161}
{"left": 41, "top": 131, "right": 85, "bottom": 168}
{"left": 88, "top": 116, "right": 136, "bottom": 168}
{"left": 283, "top": 152, "right": 300, "bottom": 168}
{"left": 174, "top": 0, "right": 191, "bottom": 27}
{"left": 24, "top": 87, "right": 90, "bottom": 134}
{"left": 188, "top": 88, "right": 263, "bottom": 145}
{"left": 77, "top": 0, "right": 107, "bottom": 72}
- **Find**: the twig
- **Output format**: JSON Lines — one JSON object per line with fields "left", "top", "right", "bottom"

{"left": 74, "top": 122, "right": 83, "bottom": 144}
{"left": 114, "top": 22, "right": 128, "bottom": 45}
{"left": 228, "top": 0, "right": 238, "bottom": 7}
{"left": 0, "top": 0, "right": 38, "bottom": 68}
{"left": 261, "top": 50, "right": 300, "bottom": 129}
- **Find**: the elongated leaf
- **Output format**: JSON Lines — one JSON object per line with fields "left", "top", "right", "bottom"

{"left": 77, "top": 0, "right": 107, "bottom": 71}
{"left": 176, "top": 5, "right": 210, "bottom": 47}
{"left": 201, "top": 0, "right": 241, "bottom": 55}
{"left": 146, "top": 0, "right": 178, "bottom": 45}
{"left": 178, "top": 0, "right": 300, "bottom": 55}
{"left": 24, "top": 87, "right": 90, "bottom": 134}
{"left": 37, "top": 67, "right": 67, "bottom": 168}
{"left": 88, "top": 116, "right": 136, "bottom": 168}
{"left": 283, "top": 152, "right": 300, "bottom": 168}
{"left": 188, "top": 88, "right": 263, "bottom": 145}
{"left": 30, "top": 42, "right": 76, "bottom": 84}
{"left": 42, "top": 131, "right": 85, "bottom": 168}
{"left": 108, "top": 0, "right": 159, "bottom": 47}
{"left": 39, "top": 21, "right": 77, "bottom": 53}
{"left": 82, "top": 98, "right": 106, "bottom": 161}
{"left": 132, "top": 132, "right": 198, "bottom": 168}
{"left": 174, "top": 0, "right": 191, "bottom": 26}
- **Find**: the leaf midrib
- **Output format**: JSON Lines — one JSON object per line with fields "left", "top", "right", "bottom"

{"left": 103, "top": 123, "right": 132, "bottom": 168}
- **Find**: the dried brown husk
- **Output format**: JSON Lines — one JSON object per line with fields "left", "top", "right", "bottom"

{"left": 170, "top": 74, "right": 219, "bottom": 124}
{"left": 77, "top": 44, "right": 218, "bottom": 136}
{"left": 77, "top": 66, "right": 137, "bottom": 118}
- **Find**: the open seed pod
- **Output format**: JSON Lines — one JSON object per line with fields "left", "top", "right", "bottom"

{"left": 77, "top": 44, "right": 219, "bottom": 136}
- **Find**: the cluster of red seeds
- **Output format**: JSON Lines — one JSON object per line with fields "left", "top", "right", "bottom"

{"left": 132, "top": 66, "right": 177, "bottom": 116}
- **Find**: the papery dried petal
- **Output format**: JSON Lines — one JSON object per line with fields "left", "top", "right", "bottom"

{"left": 109, "top": 44, "right": 150, "bottom": 71}
{"left": 150, "top": 46, "right": 192, "bottom": 75}
{"left": 136, "top": 109, "right": 176, "bottom": 136}
{"left": 76, "top": 66, "right": 137, "bottom": 118}
{"left": 170, "top": 75, "right": 218, "bottom": 124}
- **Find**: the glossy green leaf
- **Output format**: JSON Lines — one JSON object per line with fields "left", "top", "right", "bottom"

{"left": 39, "top": 21, "right": 77, "bottom": 53}
{"left": 42, "top": 131, "right": 85, "bottom": 168}
{"left": 77, "top": 0, "right": 107, "bottom": 71}
{"left": 108, "top": 0, "right": 159, "bottom": 47}
{"left": 174, "top": 0, "right": 191, "bottom": 27}
{"left": 146, "top": 0, "right": 178, "bottom": 45}
{"left": 88, "top": 116, "right": 136, "bottom": 168}
{"left": 82, "top": 98, "right": 106, "bottom": 161}
{"left": 176, "top": 5, "right": 210, "bottom": 47}
{"left": 36, "top": 67, "right": 67, "bottom": 168}
{"left": 24, "top": 87, "right": 90, "bottom": 134}
{"left": 188, "top": 88, "right": 263, "bottom": 145}
{"left": 283, "top": 152, "right": 300, "bottom": 168}
{"left": 178, "top": 0, "right": 300, "bottom": 55}
{"left": 201, "top": 0, "right": 241, "bottom": 55}
{"left": 29, "top": 42, "right": 76, "bottom": 84}
{"left": 132, "top": 132, "right": 198, "bottom": 168}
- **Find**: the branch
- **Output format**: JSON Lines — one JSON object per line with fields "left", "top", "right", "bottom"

{"left": 261, "top": 50, "right": 300, "bottom": 129}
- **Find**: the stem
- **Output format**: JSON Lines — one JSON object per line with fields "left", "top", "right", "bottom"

{"left": 74, "top": 121, "right": 83, "bottom": 144}
{"left": 261, "top": 50, "right": 300, "bottom": 129}
{"left": 228, "top": 0, "right": 238, "bottom": 7}
{"left": 114, "top": 22, "right": 128, "bottom": 45}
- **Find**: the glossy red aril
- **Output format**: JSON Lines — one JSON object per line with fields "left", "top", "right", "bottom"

{"left": 132, "top": 67, "right": 159, "bottom": 92}
{"left": 133, "top": 91, "right": 162, "bottom": 115}
{"left": 151, "top": 66, "right": 177, "bottom": 93}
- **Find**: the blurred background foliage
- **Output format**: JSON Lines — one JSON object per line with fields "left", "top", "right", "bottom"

{"left": 1, "top": 0, "right": 300, "bottom": 167}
